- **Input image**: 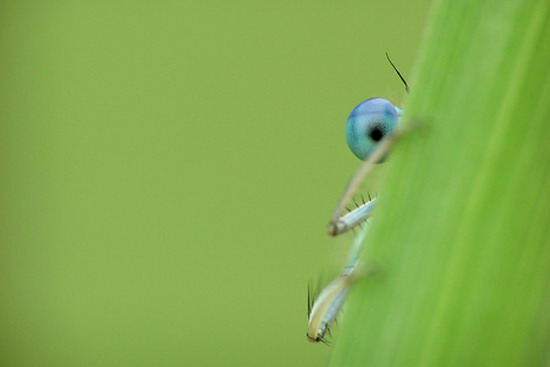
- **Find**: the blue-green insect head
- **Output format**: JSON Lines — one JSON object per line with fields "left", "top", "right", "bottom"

{"left": 345, "top": 98, "right": 401, "bottom": 161}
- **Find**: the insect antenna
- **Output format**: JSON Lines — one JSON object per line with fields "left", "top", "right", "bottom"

{"left": 385, "top": 52, "right": 409, "bottom": 93}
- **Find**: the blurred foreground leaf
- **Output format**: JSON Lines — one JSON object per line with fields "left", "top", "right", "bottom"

{"left": 331, "top": 0, "right": 550, "bottom": 366}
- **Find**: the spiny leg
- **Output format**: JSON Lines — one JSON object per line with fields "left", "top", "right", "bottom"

{"left": 307, "top": 224, "right": 370, "bottom": 343}
{"left": 327, "top": 127, "right": 407, "bottom": 236}
{"left": 328, "top": 196, "right": 377, "bottom": 237}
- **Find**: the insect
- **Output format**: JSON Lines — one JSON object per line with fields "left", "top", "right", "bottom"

{"left": 307, "top": 54, "right": 409, "bottom": 344}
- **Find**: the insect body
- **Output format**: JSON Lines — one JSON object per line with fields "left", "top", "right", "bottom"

{"left": 327, "top": 97, "right": 403, "bottom": 238}
{"left": 307, "top": 54, "right": 408, "bottom": 343}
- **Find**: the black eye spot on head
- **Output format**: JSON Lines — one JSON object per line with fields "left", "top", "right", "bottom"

{"left": 368, "top": 124, "right": 385, "bottom": 142}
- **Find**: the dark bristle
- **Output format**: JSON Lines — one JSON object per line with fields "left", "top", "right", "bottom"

{"left": 307, "top": 283, "right": 311, "bottom": 316}
{"left": 385, "top": 52, "right": 410, "bottom": 93}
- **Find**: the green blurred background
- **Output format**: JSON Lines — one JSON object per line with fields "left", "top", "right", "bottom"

{"left": 0, "top": 1, "right": 431, "bottom": 366}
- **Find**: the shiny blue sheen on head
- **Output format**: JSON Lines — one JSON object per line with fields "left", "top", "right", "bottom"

{"left": 345, "top": 98, "right": 402, "bottom": 161}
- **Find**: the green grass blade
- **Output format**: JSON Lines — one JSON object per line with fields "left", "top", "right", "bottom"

{"left": 330, "top": 0, "right": 550, "bottom": 366}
